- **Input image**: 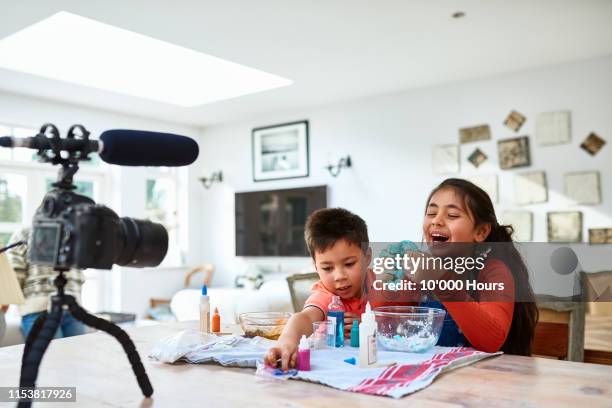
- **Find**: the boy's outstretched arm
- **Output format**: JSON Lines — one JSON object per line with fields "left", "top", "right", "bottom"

{"left": 264, "top": 307, "right": 324, "bottom": 372}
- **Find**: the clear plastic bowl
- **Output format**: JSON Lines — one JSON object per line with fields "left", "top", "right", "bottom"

{"left": 373, "top": 306, "right": 446, "bottom": 353}
{"left": 239, "top": 312, "right": 292, "bottom": 340}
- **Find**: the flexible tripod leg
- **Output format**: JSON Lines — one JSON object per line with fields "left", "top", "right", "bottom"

{"left": 21, "top": 311, "right": 48, "bottom": 367}
{"left": 65, "top": 296, "right": 153, "bottom": 398}
{"left": 18, "top": 301, "right": 62, "bottom": 408}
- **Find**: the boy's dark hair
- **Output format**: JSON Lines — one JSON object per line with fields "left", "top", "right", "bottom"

{"left": 304, "top": 208, "right": 369, "bottom": 258}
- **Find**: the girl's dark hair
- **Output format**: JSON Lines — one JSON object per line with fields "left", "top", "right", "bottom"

{"left": 426, "top": 178, "right": 538, "bottom": 356}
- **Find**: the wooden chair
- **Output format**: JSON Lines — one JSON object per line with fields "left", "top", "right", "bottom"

{"left": 533, "top": 293, "right": 585, "bottom": 362}
{"left": 147, "top": 264, "right": 214, "bottom": 319}
{"left": 184, "top": 264, "right": 214, "bottom": 288}
{"left": 583, "top": 270, "right": 612, "bottom": 315}
{"left": 286, "top": 272, "right": 319, "bottom": 313}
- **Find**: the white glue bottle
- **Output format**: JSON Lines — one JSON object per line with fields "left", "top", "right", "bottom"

{"left": 359, "top": 302, "right": 377, "bottom": 368}
{"left": 199, "top": 285, "right": 210, "bottom": 333}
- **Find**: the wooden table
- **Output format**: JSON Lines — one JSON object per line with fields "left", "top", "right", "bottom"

{"left": 0, "top": 321, "right": 611, "bottom": 407}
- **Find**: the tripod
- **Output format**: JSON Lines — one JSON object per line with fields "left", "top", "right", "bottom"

{"left": 18, "top": 270, "right": 153, "bottom": 407}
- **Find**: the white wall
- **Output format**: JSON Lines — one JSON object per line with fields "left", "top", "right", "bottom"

{"left": 198, "top": 55, "right": 612, "bottom": 288}
{"left": 0, "top": 91, "right": 202, "bottom": 316}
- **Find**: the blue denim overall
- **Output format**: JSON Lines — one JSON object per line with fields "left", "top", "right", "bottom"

{"left": 420, "top": 299, "right": 469, "bottom": 347}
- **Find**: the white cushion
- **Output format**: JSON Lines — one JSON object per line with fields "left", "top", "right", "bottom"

{"left": 170, "top": 279, "right": 293, "bottom": 325}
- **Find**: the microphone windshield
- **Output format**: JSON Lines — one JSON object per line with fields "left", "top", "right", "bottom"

{"left": 99, "top": 130, "right": 199, "bottom": 166}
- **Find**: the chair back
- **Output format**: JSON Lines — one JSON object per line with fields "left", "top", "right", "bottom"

{"left": 286, "top": 272, "right": 319, "bottom": 312}
{"left": 534, "top": 294, "right": 585, "bottom": 361}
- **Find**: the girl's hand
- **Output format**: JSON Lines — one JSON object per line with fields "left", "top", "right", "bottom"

{"left": 405, "top": 250, "right": 447, "bottom": 283}
{"left": 344, "top": 312, "right": 360, "bottom": 338}
{"left": 264, "top": 340, "right": 298, "bottom": 372}
{"left": 1, "top": 305, "right": 8, "bottom": 313}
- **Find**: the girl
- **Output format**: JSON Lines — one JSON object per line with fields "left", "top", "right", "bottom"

{"left": 419, "top": 178, "right": 538, "bottom": 355}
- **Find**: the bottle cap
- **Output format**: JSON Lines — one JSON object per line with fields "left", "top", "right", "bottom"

{"left": 201, "top": 285, "right": 208, "bottom": 296}
{"left": 361, "top": 301, "right": 375, "bottom": 324}
{"left": 351, "top": 320, "right": 359, "bottom": 330}
{"left": 299, "top": 334, "right": 310, "bottom": 349}
{"left": 213, "top": 307, "right": 219, "bottom": 314}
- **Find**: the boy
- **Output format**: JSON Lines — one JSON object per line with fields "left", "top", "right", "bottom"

{"left": 265, "top": 207, "right": 372, "bottom": 371}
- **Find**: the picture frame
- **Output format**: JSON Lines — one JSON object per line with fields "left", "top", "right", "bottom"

{"left": 252, "top": 121, "right": 309, "bottom": 182}
{"left": 589, "top": 228, "right": 612, "bottom": 244}
{"left": 564, "top": 171, "right": 601, "bottom": 205}
{"left": 498, "top": 136, "right": 531, "bottom": 170}
{"left": 535, "top": 111, "right": 571, "bottom": 146}
{"left": 503, "top": 110, "right": 526, "bottom": 132}
{"left": 547, "top": 211, "right": 583, "bottom": 243}
{"left": 513, "top": 171, "right": 548, "bottom": 205}
{"left": 459, "top": 124, "right": 491, "bottom": 144}
{"left": 467, "top": 148, "right": 487, "bottom": 168}
{"left": 580, "top": 132, "right": 606, "bottom": 156}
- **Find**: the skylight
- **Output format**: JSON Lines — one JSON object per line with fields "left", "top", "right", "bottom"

{"left": 0, "top": 12, "right": 293, "bottom": 106}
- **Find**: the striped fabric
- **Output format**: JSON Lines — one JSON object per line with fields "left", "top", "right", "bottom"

{"left": 6, "top": 228, "right": 84, "bottom": 316}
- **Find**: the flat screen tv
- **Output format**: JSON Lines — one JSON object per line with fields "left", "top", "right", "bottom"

{"left": 235, "top": 186, "right": 327, "bottom": 256}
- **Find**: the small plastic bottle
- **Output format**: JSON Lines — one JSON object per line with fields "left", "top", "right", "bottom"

{"left": 359, "top": 302, "right": 377, "bottom": 368}
{"left": 211, "top": 307, "right": 221, "bottom": 333}
{"left": 297, "top": 335, "right": 311, "bottom": 371}
{"left": 350, "top": 320, "right": 360, "bottom": 347}
{"left": 199, "top": 285, "right": 210, "bottom": 333}
{"left": 327, "top": 295, "right": 345, "bottom": 347}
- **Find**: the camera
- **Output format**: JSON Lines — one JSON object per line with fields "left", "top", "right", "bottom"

{"left": 28, "top": 188, "right": 168, "bottom": 269}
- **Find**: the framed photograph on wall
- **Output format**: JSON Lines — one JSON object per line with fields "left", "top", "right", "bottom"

{"left": 547, "top": 211, "right": 583, "bottom": 243}
{"left": 565, "top": 171, "right": 601, "bottom": 205}
{"left": 252, "top": 121, "right": 309, "bottom": 181}
{"left": 498, "top": 136, "right": 531, "bottom": 170}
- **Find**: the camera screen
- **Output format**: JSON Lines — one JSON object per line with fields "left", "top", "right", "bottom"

{"left": 29, "top": 223, "right": 61, "bottom": 266}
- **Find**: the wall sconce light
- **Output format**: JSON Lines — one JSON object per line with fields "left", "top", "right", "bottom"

{"left": 199, "top": 171, "right": 223, "bottom": 189}
{"left": 326, "top": 155, "right": 352, "bottom": 177}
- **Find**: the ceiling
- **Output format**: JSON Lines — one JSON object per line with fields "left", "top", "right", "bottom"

{"left": 0, "top": 0, "right": 611, "bottom": 127}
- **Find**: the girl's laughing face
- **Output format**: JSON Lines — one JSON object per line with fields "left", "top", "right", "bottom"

{"left": 423, "top": 187, "right": 490, "bottom": 245}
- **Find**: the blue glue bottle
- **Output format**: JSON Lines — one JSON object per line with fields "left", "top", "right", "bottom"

{"left": 350, "top": 320, "right": 359, "bottom": 347}
{"left": 327, "top": 295, "right": 345, "bottom": 347}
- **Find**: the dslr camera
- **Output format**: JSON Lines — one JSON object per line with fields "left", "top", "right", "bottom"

{"left": 29, "top": 189, "right": 168, "bottom": 269}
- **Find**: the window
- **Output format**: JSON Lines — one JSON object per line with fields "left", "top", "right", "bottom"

{"left": 45, "top": 179, "right": 96, "bottom": 200}
{"left": 0, "top": 174, "right": 26, "bottom": 245}
{"left": 145, "top": 167, "right": 183, "bottom": 266}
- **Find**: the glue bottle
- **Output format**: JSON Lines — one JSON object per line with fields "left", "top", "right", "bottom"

{"left": 327, "top": 295, "right": 344, "bottom": 347}
{"left": 297, "top": 335, "right": 311, "bottom": 371}
{"left": 359, "top": 302, "right": 377, "bottom": 368}
{"left": 199, "top": 285, "right": 210, "bottom": 333}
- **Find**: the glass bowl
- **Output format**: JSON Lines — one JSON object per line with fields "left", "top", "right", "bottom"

{"left": 373, "top": 306, "right": 446, "bottom": 353}
{"left": 239, "top": 312, "right": 292, "bottom": 340}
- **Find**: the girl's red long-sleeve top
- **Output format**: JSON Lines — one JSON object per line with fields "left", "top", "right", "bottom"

{"left": 304, "top": 258, "right": 515, "bottom": 353}
{"left": 441, "top": 259, "right": 515, "bottom": 352}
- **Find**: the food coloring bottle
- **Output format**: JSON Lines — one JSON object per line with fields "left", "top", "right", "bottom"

{"left": 297, "top": 335, "right": 311, "bottom": 371}
{"left": 350, "top": 320, "right": 360, "bottom": 347}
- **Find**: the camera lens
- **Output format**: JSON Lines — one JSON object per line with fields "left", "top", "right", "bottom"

{"left": 116, "top": 218, "right": 169, "bottom": 267}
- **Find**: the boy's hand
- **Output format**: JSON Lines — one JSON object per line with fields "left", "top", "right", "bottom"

{"left": 344, "top": 312, "right": 360, "bottom": 338}
{"left": 264, "top": 341, "right": 298, "bottom": 372}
